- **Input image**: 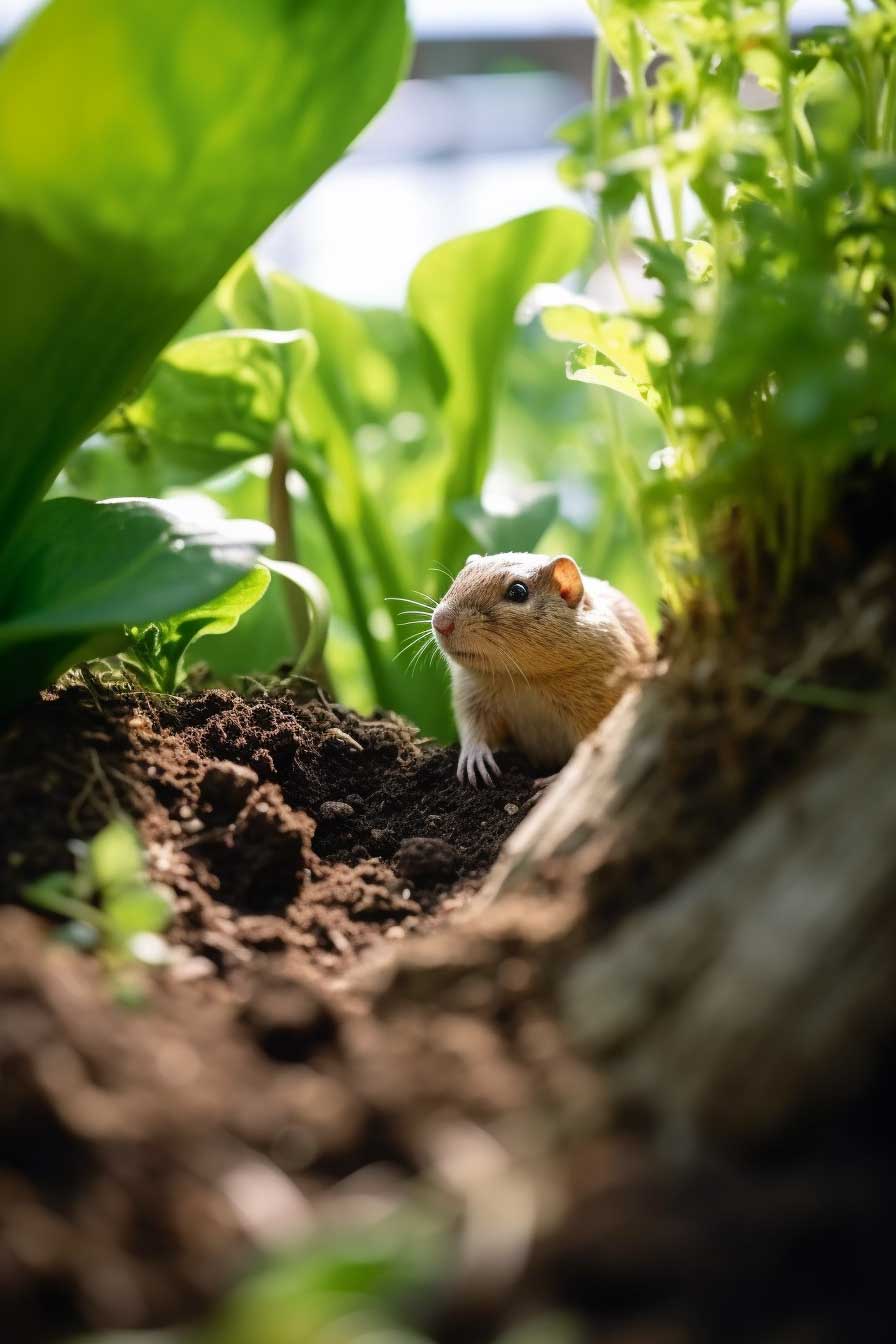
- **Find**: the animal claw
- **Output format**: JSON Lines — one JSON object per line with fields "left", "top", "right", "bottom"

{"left": 458, "top": 743, "right": 501, "bottom": 788}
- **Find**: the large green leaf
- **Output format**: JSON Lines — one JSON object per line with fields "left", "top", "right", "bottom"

{"left": 407, "top": 208, "right": 592, "bottom": 576}
{"left": 0, "top": 0, "right": 409, "bottom": 545}
{"left": 0, "top": 497, "right": 272, "bottom": 707}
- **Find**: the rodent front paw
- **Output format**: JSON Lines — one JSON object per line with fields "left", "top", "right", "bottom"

{"left": 457, "top": 742, "right": 501, "bottom": 787}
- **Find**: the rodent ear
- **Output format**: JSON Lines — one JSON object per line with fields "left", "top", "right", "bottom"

{"left": 547, "top": 555, "right": 584, "bottom": 607}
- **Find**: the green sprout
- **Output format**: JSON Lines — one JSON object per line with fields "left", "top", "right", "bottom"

{"left": 25, "top": 819, "right": 174, "bottom": 968}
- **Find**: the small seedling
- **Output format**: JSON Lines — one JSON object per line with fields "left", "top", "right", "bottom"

{"left": 25, "top": 819, "right": 174, "bottom": 968}
{"left": 121, "top": 564, "right": 272, "bottom": 693}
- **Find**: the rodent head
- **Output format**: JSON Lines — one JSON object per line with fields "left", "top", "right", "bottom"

{"left": 431, "top": 551, "right": 588, "bottom": 678}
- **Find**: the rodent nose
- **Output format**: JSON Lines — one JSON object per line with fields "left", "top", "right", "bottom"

{"left": 432, "top": 608, "right": 454, "bottom": 636}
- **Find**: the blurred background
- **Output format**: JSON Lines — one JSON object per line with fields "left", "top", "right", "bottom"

{"left": 0, "top": 0, "right": 863, "bottom": 306}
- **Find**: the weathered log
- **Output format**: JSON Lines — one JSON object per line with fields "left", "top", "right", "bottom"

{"left": 489, "top": 705, "right": 896, "bottom": 1151}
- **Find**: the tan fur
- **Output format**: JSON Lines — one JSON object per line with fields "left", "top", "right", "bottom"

{"left": 432, "top": 551, "right": 653, "bottom": 779}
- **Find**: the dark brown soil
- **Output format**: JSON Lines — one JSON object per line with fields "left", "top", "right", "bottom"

{"left": 0, "top": 686, "right": 536, "bottom": 977}
{"left": 2, "top": 492, "right": 896, "bottom": 1344}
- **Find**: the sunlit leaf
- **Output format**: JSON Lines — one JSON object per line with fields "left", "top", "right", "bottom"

{"left": 0, "top": 0, "right": 409, "bottom": 542}
{"left": 409, "top": 208, "right": 593, "bottom": 576}
{"left": 126, "top": 330, "right": 317, "bottom": 479}
{"left": 566, "top": 345, "right": 663, "bottom": 412}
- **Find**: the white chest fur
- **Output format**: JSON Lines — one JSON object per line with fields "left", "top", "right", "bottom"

{"left": 497, "top": 685, "right": 579, "bottom": 770}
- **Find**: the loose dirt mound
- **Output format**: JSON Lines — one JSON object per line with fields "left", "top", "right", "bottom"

{"left": 0, "top": 685, "right": 536, "bottom": 976}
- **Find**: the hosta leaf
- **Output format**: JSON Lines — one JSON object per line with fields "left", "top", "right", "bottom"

{"left": 408, "top": 207, "right": 592, "bottom": 575}
{"left": 0, "top": 496, "right": 272, "bottom": 707}
{"left": 0, "top": 0, "right": 409, "bottom": 543}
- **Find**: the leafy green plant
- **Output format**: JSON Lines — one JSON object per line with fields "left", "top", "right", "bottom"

{"left": 545, "top": 0, "right": 896, "bottom": 606}
{"left": 25, "top": 819, "right": 173, "bottom": 966}
{"left": 0, "top": 0, "right": 408, "bottom": 710}
{"left": 122, "top": 565, "right": 271, "bottom": 693}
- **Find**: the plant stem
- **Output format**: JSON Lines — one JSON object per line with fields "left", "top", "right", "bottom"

{"left": 303, "top": 467, "right": 392, "bottom": 707}
{"left": 880, "top": 52, "right": 896, "bottom": 152}
{"left": 777, "top": 0, "right": 797, "bottom": 206}
{"left": 269, "top": 421, "right": 312, "bottom": 663}
{"left": 627, "top": 19, "right": 665, "bottom": 242}
{"left": 592, "top": 27, "right": 610, "bottom": 163}
{"left": 327, "top": 424, "right": 411, "bottom": 639}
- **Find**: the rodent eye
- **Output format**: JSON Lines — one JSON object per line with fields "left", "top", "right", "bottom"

{"left": 505, "top": 581, "right": 529, "bottom": 603}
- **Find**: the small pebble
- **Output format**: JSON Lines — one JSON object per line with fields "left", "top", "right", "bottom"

{"left": 170, "top": 956, "right": 216, "bottom": 982}
{"left": 319, "top": 800, "right": 355, "bottom": 820}
{"left": 385, "top": 926, "right": 405, "bottom": 940}
{"left": 504, "top": 803, "right": 520, "bottom": 816}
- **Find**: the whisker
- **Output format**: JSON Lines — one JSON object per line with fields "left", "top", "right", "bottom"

{"left": 410, "top": 589, "right": 438, "bottom": 607}
{"left": 429, "top": 563, "right": 456, "bottom": 584}
{"left": 407, "top": 635, "right": 437, "bottom": 675}
{"left": 502, "top": 646, "right": 530, "bottom": 689}
{"left": 398, "top": 628, "right": 433, "bottom": 648}
{"left": 385, "top": 597, "right": 435, "bottom": 611}
{"left": 393, "top": 630, "right": 434, "bottom": 662}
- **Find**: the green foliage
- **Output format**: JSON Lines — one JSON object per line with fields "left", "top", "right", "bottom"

{"left": 548, "top": 0, "right": 896, "bottom": 604}
{"left": 408, "top": 208, "right": 593, "bottom": 578}
{"left": 25, "top": 819, "right": 173, "bottom": 966}
{"left": 0, "top": 0, "right": 408, "bottom": 709}
{"left": 123, "top": 330, "right": 318, "bottom": 481}
{"left": 263, "top": 557, "right": 331, "bottom": 674}
{"left": 122, "top": 564, "right": 271, "bottom": 693}
{"left": 0, "top": 497, "right": 273, "bottom": 708}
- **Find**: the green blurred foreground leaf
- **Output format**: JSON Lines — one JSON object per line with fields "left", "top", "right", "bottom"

{"left": 0, "top": 0, "right": 409, "bottom": 543}
{"left": 26, "top": 819, "right": 173, "bottom": 965}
